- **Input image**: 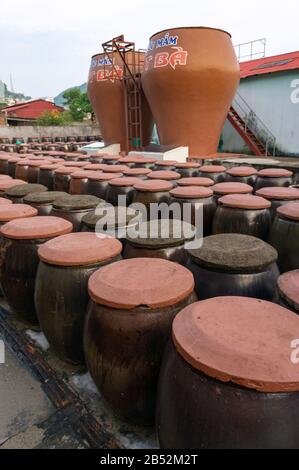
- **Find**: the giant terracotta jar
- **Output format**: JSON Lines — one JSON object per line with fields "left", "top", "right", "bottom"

{"left": 87, "top": 51, "right": 153, "bottom": 152}
{"left": 141, "top": 27, "right": 240, "bottom": 156}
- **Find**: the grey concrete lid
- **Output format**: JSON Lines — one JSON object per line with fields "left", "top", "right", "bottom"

{"left": 24, "top": 191, "right": 68, "bottom": 204}
{"left": 126, "top": 219, "right": 195, "bottom": 248}
{"left": 53, "top": 195, "right": 101, "bottom": 210}
{"left": 82, "top": 206, "right": 137, "bottom": 229}
{"left": 6, "top": 184, "right": 48, "bottom": 197}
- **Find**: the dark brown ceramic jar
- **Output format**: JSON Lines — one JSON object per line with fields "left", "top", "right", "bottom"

{"left": 0, "top": 155, "right": 13, "bottom": 175}
{"left": 124, "top": 219, "right": 195, "bottom": 265}
{"left": 89, "top": 154, "right": 107, "bottom": 164}
{"left": 177, "top": 177, "right": 215, "bottom": 188}
{"left": 7, "top": 157, "right": 22, "bottom": 178}
{"left": 87, "top": 172, "right": 123, "bottom": 199}
{"left": 0, "top": 179, "right": 27, "bottom": 197}
{"left": 23, "top": 191, "right": 68, "bottom": 216}
{"left": 101, "top": 155, "right": 121, "bottom": 165}
{"left": 277, "top": 270, "right": 299, "bottom": 314}
{"left": 35, "top": 232, "right": 122, "bottom": 364}
{"left": 198, "top": 165, "right": 227, "bottom": 183}
{"left": 174, "top": 162, "right": 201, "bottom": 178}
{"left": 84, "top": 258, "right": 196, "bottom": 425}
{"left": 123, "top": 168, "right": 151, "bottom": 179}
{"left": 256, "top": 187, "right": 299, "bottom": 220}
{"left": 157, "top": 297, "right": 299, "bottom": 449}
{"left": 27, "top": 160, "right": 51, "bottom": 184}
{"left": 269, "top": 203, "right": 299, "bottom": 273}
{"left": 169, "top": 186, "right": 216, "bottom": 237}
{"left": 38, "top": 163, "right": 64, "bottom": 190}
{"left": 255, "top": 168, "right": 294, "bottom": 190}
{"left": 212, "top": 194, "right": 272, "bottom": 240}
{"left": 50, "top": 195, "right": 102, "bottom": 232}
{"left": 118, "top": 157, "right": 142, "bottom": 169}
{"left": 15, "top": 159, "right": 31, "bottom": 181}
{"left": 132, "top": 180, "right": 173, "bottom": 220}
{"left": 0, "top": 216, "right": 73, "bottom": 323}
{"left": 132, "top": 157, "right": 157, "bottom": 170}
{"left": 5, "top": 183, "right": 48, "bottom": 203}
{"left": 148, "top": 170, "right": 181, "bottom": 187}
{"left": 154, "top": 160, "right": 178, "bottom": 171}
{"left": 187, "top": 234, "right": 279, "bottom": 301}
{"left": 212, "top": 182, "right": 253, "bottom": 201}
{"left": 69, "top": 170, "right": 99, "bottom": 195}
{"left": 106, "top": 177, "right": 140, "bottom": 207}
{"left": 225, "top": 166, "right": 258, "bottom": 186}
{"left": 53, "top": 166, "right": 78, "bottom": 192}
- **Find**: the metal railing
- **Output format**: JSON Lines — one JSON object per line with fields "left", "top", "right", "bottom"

{"left": 232, "top": 92, "right": 276, "bottom": 156}
{"left": 234, "top": 38, "right": 266, "bottom": 62}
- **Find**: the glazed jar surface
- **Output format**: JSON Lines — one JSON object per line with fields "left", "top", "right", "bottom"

{"left": 50, "top": 195, "right": 102, "bottom": 232}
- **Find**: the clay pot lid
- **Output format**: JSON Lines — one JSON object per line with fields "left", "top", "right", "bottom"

{"left": 0, "top": 155, "right": 13, "bottom": 161}
{"left": 277, "top": 202, "right": 299, "bottom": 221}
{"left": 134, "top": 179, "right": 174, "bottom": 192}
{"left": 136, "top": 157, "right": 157, "bottom": 164}
{"left": 256, "top": 187, "right": 299, "bottom": 201}
{"left": 187, "top": 234, "right": 277, "bottom": 272}
{"left": 7, "top": 157, "right": 21, "bottom": 163}
{"left": 227, "top": 166, "right": 258, "bottom": 177}
{"left": 278, "top": 271, "right": 299, "bottom": 311}
{"left": 88, "top": 172, "right": 123, "bottom": 181}
{"left": 148, "top": 170, "right": 181, "bottom": 181}
{"left": 1, "top": 216, "right": 73, "bottom": 240}
{"left": 82, "top": 206, "right": 137, "bottom": 229}
{"left": 16, "top": 160, "right": 31, "bottom": 166}
{"left": 6, "top": 184, "right": 47, "bottom": 197}
{"left": 219, "top": 194, "right": 271, "bottom": 210}
{"left": 38, "top": 232, "right": 122, "bottom": 267}
{"left": 71, "top": 170, "right": 99, "bottom": 179}
{"left": 155, "top": 160, "right": 178, "bottom": 167}
{"left": 108, "top": 177, "right": 141, "bottom": 187}
{"left": 40, "top": 163, "right": 64, "bottom": 170}
{"left": 118, "top": 157, "right": 142, "bottom": 164}
{"left": 170, "top": 186, "right": 213, "bottom": 199}
{"left": 200, "top": 165, "right": 226, "bottom": 173}
{"left": 178, "top": 177, "right": 215, "bottom": 187}
{"left": 77, "top": 155, "right": 91, "bottom": 160}
{"left": 24, "top": 191, "right": 68, "bottom": 204}
{"left": 27, "top": 155, "right": 47, "bottom": 161}
{"left": 63, "top": 161, "right": 87, "bottom": 168}
{"left": 175, "top": 162, "right": 201, "bottom": 169}
{"left": 123, "top": 168, "right": 151, "bottom": 176}
{"left": 28, "top": 160, "right": 51, "bottom": 167}
{"left": 54, "top": 167, "right": 79, "bottom": 175}
{"left": 101, "top": 155, "right": 121, "bottom": 161}
{"left": 172, "top": 297, "right": 299, "bottom": 393}
{"left": 88, "top": 258, "right": 195, "bottom": 309}
{"left": 0, "top": 197, "right": 12, "bottom": 205}
{"left": 83, "top": 163, "right": 105, "bottom": 171}
{"left": 0, "top": 203, "right": 38, "bottom": 221}
{"left": 53, "top": 194, "right": 101, "bottom": 210}
{"left": 102, "top": 165, "right": 129, "bottom": 173}
{"left": 0, "top": 175, "right": 12, "bottom": 181}
{"left": 0, "top": 180, "right": 27, "bottom": 192}
{"left": 126, "top": 219, "right": 195, "bottom": 248}
{"left": 213, "top": 182, "right": 253, "bottom": 195}
{"left": 258, "top": 168, "right": 293, "bottom": 178}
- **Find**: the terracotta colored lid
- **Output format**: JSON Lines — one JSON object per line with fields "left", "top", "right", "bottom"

{"left": 64, "top": 161, "right": 88, "bottom": 168}
{"left": 134, "top": 179, "right": 174, "bottom": 192}
{"left": 178, "top": 177, "right": 215, "bottom": 187}
{"left": 123, "top": 168, "right": 151, "bottom": 176}
{"left": 0, "top": 204, "right": 37, "bottom": 222}
{"left": 0, "top": 180, "right": 27, "bottom": 192}
{"left": 126, "top": 219, "right": 195, "bottom": 248}
{"left": 227, "top": 166, "right": 258, "bottom": 177}
{"left": 27, "top": 155, "right": 47, "bottom": 161}
{"left": 0, "top": 197, "right": 12, "bottom": 205}
{"left": 77, "top": 155, "right": 91, "bottom": 160}
{"left": 0, "top": 155, "right": 13, "bottom": 161}
{"left": 7, "top": 157, "right": 21, "bottom": 163}
{"left": 16, "top": 160, "right": 30, "bottom": 166}
{"left": 24, "top": 191, "right": 68, "bottom": 204}
{"left": 148, "top": 170, "right": 181, "bottom": 181}
{"left": 6, "top": 184, "right": 47, "bottom": 197}
{"left": 175, "top": 162, "right": 201, "bottom": 169}
{"left": 188, "top": 234, "right": 277, "bottom": 272}
{"left": 200, "top": 165, "right": 226, "bottom": 173}
{"left": 88, "top": 172, "right": 123, "bottom": 181}
{"left": 54, "top": 167, "right": 79, "bottom": 175}
{"left": 170, "top": 186, "right": 213, "bottom": 199}
{"left": 71, "top": 170, "right": 99, "bottom": 179}
{"left": 83, "top": 164, "right": 105, "bottom": 171}
{"left": 102, "top": 165, "right": 129, "bottom": 173}
{"left": 53, "top": 195, "right": 101, "bottom": 210}
{"left": 155, "top": 160, "right": 178, "bottom": 167}
{"left": 38, "top": 232, "right": 122, "bottom": 267}
{"left": 172, "top": 297, "right": 299, "bottom": 392}
{"left": 0, "top": 175, "right": 12, "bottom": 181}
{"left": 82, "top": 206, "right": 137, "bottom": 229}
{"left": 258, "top": 168, "right": 293, "bottom": 178}
{"left": 213, "top": 182, "right": 253, "bottom": 195}
{"left": 40, "top": 163, "right": 64, "bottom": 171}
{"left": 108, "top": 177, "right": 141, "bottom": 187}
{"left": 88, "top": 258, "right": 195, "bottom": 309}
{"left": 135, "top": 157, "right": 157, "bottom": 164}
{"left": 118, "top": 157, "right": 143, "bottom": 164}
{"left": 101, "top": 155, "right": 121, "bottom": 161}
{"left": 219, "top": 194, "right": 271, "bottom": 210}
{"left": 1, "top": 216, "right": 73, "bottom": 240}
{"left": 278, "top": 271, "right": 299, "bottom": 311}
{"left": 277, "top": 202, "right": 299, "bottom": 221}
{"left": 28, "top": 160, "right": 51, "bottom": 167}
{"left": 256, "top": 187, "right": 299, "bottom": 201}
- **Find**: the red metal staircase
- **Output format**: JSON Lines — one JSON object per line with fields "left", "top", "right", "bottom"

{"left": 227, "top": 93, "right": 276, "bottom": 156}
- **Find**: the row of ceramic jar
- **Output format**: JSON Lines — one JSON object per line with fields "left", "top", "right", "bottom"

{"left": 0, "top": 135, "right": 99, "bottom": 145}
{"left": 0, "top": 205, "right": 299, "bottom": 447}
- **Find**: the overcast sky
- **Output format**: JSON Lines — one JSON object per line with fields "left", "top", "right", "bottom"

{"left": 0, "top": 0, "right": 298, "bottom": 98}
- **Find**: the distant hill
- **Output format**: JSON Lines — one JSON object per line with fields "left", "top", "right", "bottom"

{"left": 54, "top": 83, "right": 87, "bottom": 107}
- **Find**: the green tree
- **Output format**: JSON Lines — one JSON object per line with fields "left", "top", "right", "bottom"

{"left": 37, "top": 110, "right": 72, "bottom": 126}
{"left": 63, "top": 88, "right": 92, "bottom": 121}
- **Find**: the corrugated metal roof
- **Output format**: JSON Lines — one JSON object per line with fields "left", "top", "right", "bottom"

{"left": 240, "top": 50, "right": 299, "bottom": 79}
{"left": 1, "top": 99, "right": 64, "bottom": 119}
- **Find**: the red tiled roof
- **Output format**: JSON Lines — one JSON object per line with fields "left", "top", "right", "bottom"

{"left": 1, "top": 99, "right": 64, "bottom": 120}
{"left": 240, "top": 50, "right": 299, "bottom": 79}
